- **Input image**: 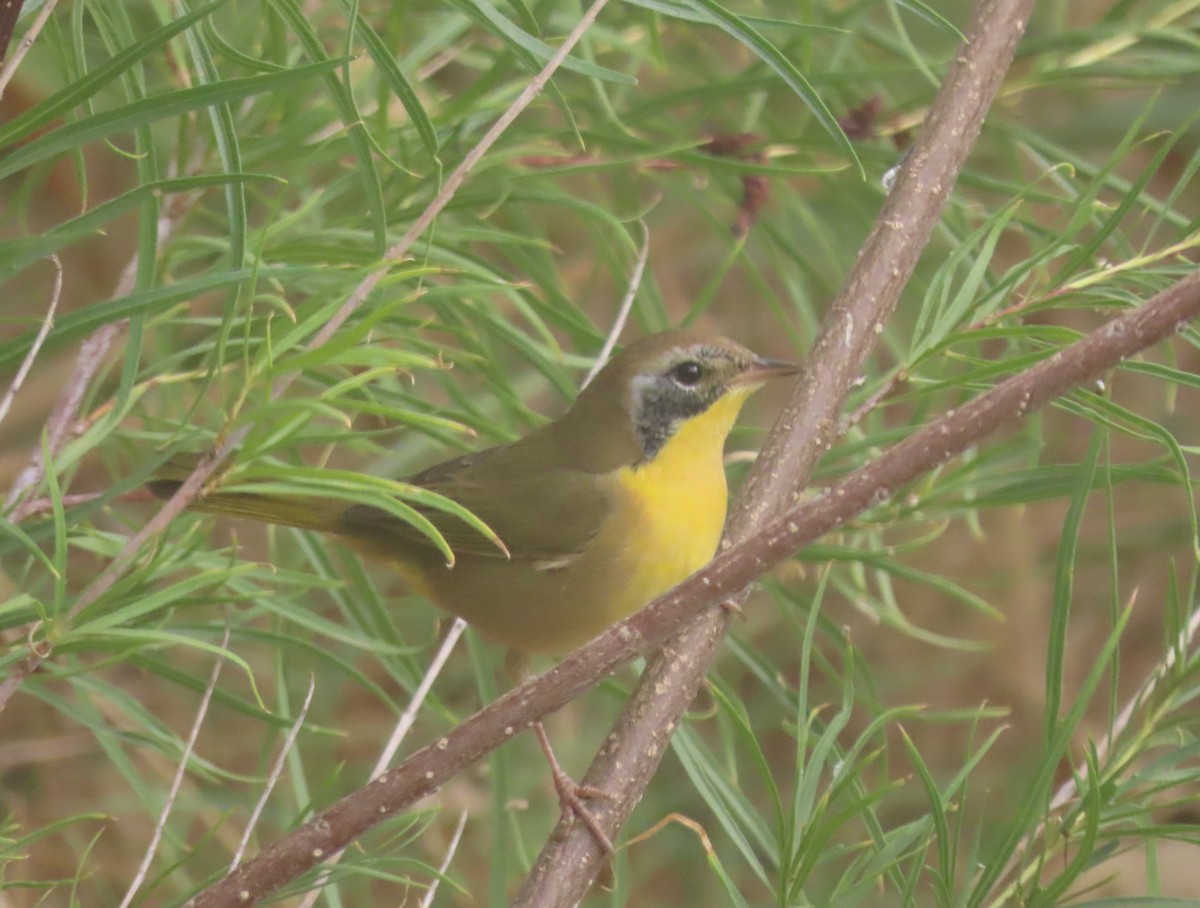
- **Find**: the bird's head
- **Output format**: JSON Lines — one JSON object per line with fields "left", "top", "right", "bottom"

{"left": 563, "top": 330, "right": 799, "bottom": 468}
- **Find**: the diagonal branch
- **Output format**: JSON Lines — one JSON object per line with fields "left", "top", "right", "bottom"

{"left": 515, "top": 0, "right": 1037, "bottom": 901}
{"left": 190, "top": 266, "right": 1200, "bottom": 907}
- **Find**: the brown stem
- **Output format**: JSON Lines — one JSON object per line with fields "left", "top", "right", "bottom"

{"left": 0, "top": 0, "right": 28, "bottom": 75}
{"left": 3, "top": 322, "right": 125, "bottom": 512}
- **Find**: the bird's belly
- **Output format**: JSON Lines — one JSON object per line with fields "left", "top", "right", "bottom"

{"left": 403, "top": 466, "right": 728, "bottom": 655}
{"left": 409, "top": 551, "right": 630, "bottom": 655}
{"left": 604, "top": 454, "right": 728, "bottom": 619}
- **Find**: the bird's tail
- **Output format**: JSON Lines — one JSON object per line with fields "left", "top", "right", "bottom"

{"left": 148, "top": 453, "right": 344, "bottom": 533}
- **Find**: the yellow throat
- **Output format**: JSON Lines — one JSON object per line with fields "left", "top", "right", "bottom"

{"left": 607, "top": 386, "right": 755, "bottom": 615}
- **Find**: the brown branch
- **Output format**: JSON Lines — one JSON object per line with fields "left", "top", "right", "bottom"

{"left": 514, "top": 0, "right": 1038, "bottom": 901}
{"left": 0, "top": 0, "right": 23, "bottom": 67}
{"left": 190, "top": 265, "right": 1200, "bottom": 908}
{"left": 190, "top": 0, "right": 1044, "bottom": 902}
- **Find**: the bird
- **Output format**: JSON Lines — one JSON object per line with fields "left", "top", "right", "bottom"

{"left": 149, "top": 329, "right": 799, "bottom": 656}
{"left": 149, "top": 328, "right": 798, "bottom": 851}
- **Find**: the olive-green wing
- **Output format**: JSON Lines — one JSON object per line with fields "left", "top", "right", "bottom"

{"left": 338, "top": 456, "right": 610, "bottom": 563}
{"left": 150, "top": 448, "right": 611, "bottom": 563}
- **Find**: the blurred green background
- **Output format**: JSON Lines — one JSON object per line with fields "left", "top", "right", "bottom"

{"left": 2, "top": 0, "right": 1199, "bottom": 905}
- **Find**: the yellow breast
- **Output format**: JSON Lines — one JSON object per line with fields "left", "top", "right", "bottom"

{"left": 603, "top": 387, "right": 754, "bottom": 618}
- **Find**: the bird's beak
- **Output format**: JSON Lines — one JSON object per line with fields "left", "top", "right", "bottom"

{"left": 733, "top": 357, "right": 801, "bottom": 387}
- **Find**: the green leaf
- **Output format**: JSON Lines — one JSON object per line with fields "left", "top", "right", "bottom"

{"left": 0, "top": 58, "right": 350, "bottom": 181}
{"left": 672, "top": 0, "right": 860, "bottom": 173}
{"left": 449, "top": 0, "right": 638, "bottom": 84}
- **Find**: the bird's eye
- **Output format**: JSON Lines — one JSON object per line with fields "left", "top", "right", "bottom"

{"left": 668, "top": 360, "right": 704, "bottom": 387}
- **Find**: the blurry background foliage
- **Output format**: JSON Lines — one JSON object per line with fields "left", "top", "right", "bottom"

{"left": 1, "top": 0, "right": 1199, "bottom": 905}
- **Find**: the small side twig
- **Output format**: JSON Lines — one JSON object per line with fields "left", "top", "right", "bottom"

{"left": 232, "top": 675, "right": 317, "bottom": 870}
{"left": 119, "top": 626, "right": 231, "bottom": 908}
{"left": 420, "top": 810, "right": 469, "bottom": 908}
{"left": 294, "top": 619, "right": 467, "bottom": 908}
{"left": 582, "top": 220, "right": 650, "bottom": 389}
{"left": 1062, "top": 606, "right": 1200, "bottom": 808}
{"left": 4, "top": 322, "right": 121, "bottom": 511}
{"left": 5, "top": 120, "right": 211, "bottom": 514}
{"left": 839, "top": 367, "right": 908, "bottom": 436}
{"left": 9, "top": 491, "right": 107, "bottom": 522}
{"left": 0, "top": 0, "right": 53, "bottom": 99}
{"left": 0, "top": 256, "right": 61, "bottom": 433}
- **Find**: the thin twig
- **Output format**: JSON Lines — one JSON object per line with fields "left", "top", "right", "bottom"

{"left": 4, "top": 131, "right": 210, "bottom": 513}
{"left": 372, "top": 619, "right": 468, "bottom": 778}
{"left": 120, "top": 626, "right": 231, "bottom": 908}
{"left": 3, "top": 162, "right": 167, "bottom": 511}
{"left": 1072, "top": 607, "right": 1200, "bottom": 802}
{"left": 1, "top": 82, "right": 231, "bottom": 695}
{"left": 0, "top": 256, "right": 61, "bottom": 433}
{"left": 839, "top": 366, "right": 907, "bottom": 436}
{"left": 232, "top": 676, "right": 318, "bottom": 870}
{"left": 2, "top": 151, "right": 249, "bottom": 696}
{"left": 582, "top": 220, "right": 650, "bottom": 389}
{"left": 189, "top": 267, "right": 1200, "bottom": 908}
{"left": 420, "top": 810, "right": 469, "bottom": 908}
{"left": 294, "top": 619, "right": 467, "bottom": 908}
{"left": 1049, "top": 591, "right": 1189, "bottom": 813}
{"left": 0, "top": 0, "right": 55, "bottom": 100}
{"left": 9, "top": 491, "right": 107, "bottom": 522}
{"left": 3, "top": 322, "right": 124, "bottom": 511}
